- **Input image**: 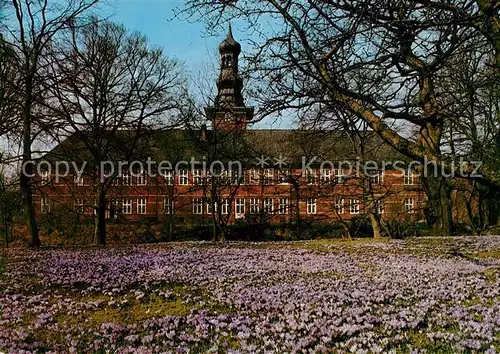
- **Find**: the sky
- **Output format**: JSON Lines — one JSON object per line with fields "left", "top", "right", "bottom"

{"left": 98, "top": 1, "right": 289, "bottom": 129}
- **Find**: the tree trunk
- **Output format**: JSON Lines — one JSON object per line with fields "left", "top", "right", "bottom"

{"left": 369, "top": 213, "right": 382, "bottom": 238}
{"left": 292, "top": 184, "right": 301, "bottom": 239}
{"left": 20, "top": 97, "right": 40, "bottom": 247}
{"left": 3, "top": 204, "right": 8, "bottom": 248}
{"left": 421, "top": 174, "right": 453, "bottom": 235}
{"left": 94, "top": 189, "right": 107, "bottom": 246}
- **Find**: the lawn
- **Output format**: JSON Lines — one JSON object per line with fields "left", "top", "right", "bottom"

{"left": 0, "top": 237, "right": 499, "bottom": 353}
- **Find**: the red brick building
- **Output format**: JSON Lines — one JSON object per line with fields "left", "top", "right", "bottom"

{"left": 35, "top": 28, "right": 446, "bottom": 234}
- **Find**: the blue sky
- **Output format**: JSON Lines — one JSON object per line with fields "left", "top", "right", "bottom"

{"left": 100, "top": 1, "right": 220, "bottom": 69}
{"left": 98, "top": 1, "right": 289, "bottom": 129}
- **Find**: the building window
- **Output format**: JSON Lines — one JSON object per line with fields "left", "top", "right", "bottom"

{"left": 105, "top": 202, "right": 112, "bottom": 219}
{"left": 248, "top": 169, "right": 259, "bottom": 185}
{"left": 305, "top": 169, "right": 317, "bottom": 185}
{"left": 404, "top": 168, "right": 415, "bottom": 185}
{"left": 404, "top": 198, "right": 415, "bottom": 214}
{"left": 263, "top": 169, "right": 274, "bottom": 185}
{"left": 123, "top": 173, "right": 131, "bottom": 186}
{"left": 263, "top": 198, "right": 274, "bottom": 214}
{"left": 164, "top": 198, "right": 173, "bottom": 215}
{"left": 193, "top": 169, "right": 203, "bottom": 185}
{"left": 375, "top": 199, "right": 384, "bottom": 215}
{"left": 219, "top": 169, "right": 231, "bottom": 184}
{"left": 334, "top": 196, "right": 344, "bottom": 214}
{"left": 112, "top": 200, "right": 121, "bottom": 219}
{"left": 334, "top": 169, "right": 345, "bottom": 184}
{"left": 235, "top": 198, "right": 245, "bottom": 217}
{"left": 207, "top": 201, "right": 217, "bottom": 214}
{"left": 221, "top": 199, "right": 230, "bottom": 215}
{"left": 163, "top": 170, "right": 174, "bottom": 186}
{"left": 230, "top": 170, "right": 243, "bottom": 185}
{"left": 136, "top": 171, "right": 147, "bottom": 186}
{"left": 179, "top": 169, "right": 189, "bottom": 186}
{"left": 41, "top": 171, "right": 49, "bottom": 183}
{"left": 370, "top": 171, "right": 383, "bottom": 185}
{"left": 278, "top": 169, "right": 291, "bottom": 184}
{"left": 321, "top": 169, "right": 331, "bottom": 183}
{"left": 193, "top": 198, "right": 203, "bottom": 215}
{"left": 349, "top": 199, "right": 360, "bottom": 215}
{"left": 41, "top": 197, "right": 51, "bottom": 214}
{"left": 122, "top": 199, "right": 132, "bottom": 215}
{"left": 307, "top": 198, "right": 317, "bottom": 214}
{"left": 249, "top": 198, "right": 260, "bottom": 214}
{"left": 137, "top": 198, "right": 147, "bottom": 214}
{"left": 74, "top": 175, "right": 84, "bottom": 186}
{"left": 74, "top": 198, "right": 84, "bottom": 213}
{"left": 278, "top": 198, "right": 289, "bottom": 214}
{"left": 112, "top": 176, "right": 120, "bottom": 186}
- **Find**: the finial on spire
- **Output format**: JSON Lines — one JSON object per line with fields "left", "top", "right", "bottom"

{"left": 219, "top": 23, "right": 241, "bottom": 54}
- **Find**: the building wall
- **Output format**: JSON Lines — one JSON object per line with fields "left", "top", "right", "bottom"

{"left": 35, "top": 167, "right": 432, "bottom": 226}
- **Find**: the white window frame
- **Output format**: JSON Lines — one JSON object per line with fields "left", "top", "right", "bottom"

{"left": 136, "top": 171, "right": 147, "bottom": 186}
{"left": 74, "top": 175, "right": 84, "bottom": 186}
{"left": 221, "top": 199, "right": 230, "bottom": 215}
{"left": 137, "top": 198, "right": 147, "bottom": 215}
{"left": 249, "top": 198, "right": 260, "bottom": 214}
{"left": 278, "top": 198, "right": 289, "bottom": 214}
{"left": 164, "top": 198, "right": 173, "bottom": 215}
{"left": 122, "top": 199, "right": 132, "bottom": 215}
{"left": 404, "top": 198, "right": 415, "bottom": 214}
{"left": 263, "top": 168, "right": 274, "bottom": 185}
{"left": 263, "top": 198, "right": 274, "bottom": 214}
{"left": 207, "top": 201, "right": 218, "bottom": 214}
{"left": 41, "top": 197, "right": 51, "bottom": 214}
{"left": 278, "top": 169, "right": 291, "bottom": 185}
{"left": 193, "top": 169, "right": 203, "bottom": 185}
{"left": 375, "top": 199, "right": 384, "bottom": 215}
{"left": 334, "top": 169, "right": 345, "bottom": 184}
{"left": 123, "top": 173, "right": 131, "bottom": 186}
{"left": 349, "top": 199, "right": 360, "bottom": 215}
{"left": 112, "top": 199, "right": 121, "bottom": 218}
{"left": 307, "top": 197, "right": 317, "bottom": 214}
{"left": 404, "top": 168, "right": 415, "bottom": 185}
{"left": 248, "top": 169, "right": 260, "bottom": 185}
{"left": 305, "top": 169, "right": 317, "bottom": 185}
{"left": 334, "top": 197, "right": 345, "bottom": 214}
{"left": 193, "top": 198, "right": 203, "bottom": 215}
{"left": 75, "top": 198, "right": 84, "bottom": 213}
{"left": 230, "top": 170, "right": 243, "bottom": 185}
{"left": 321, "top": 169, "right": 331, "bottom": 183}
{"left": 370, "top": 171, "right": 383, "bottom": 185}
{"left": 235, "top": 198, "right": 245, "bottom": 218}
{"left": 179, "top": 169, "right": 189, "bottom": 186}
{"left": 41, "top": 170, "right": 49, "bottom": 183}
{"left": 163, "top": 170, "right": 174, "bottom": 186}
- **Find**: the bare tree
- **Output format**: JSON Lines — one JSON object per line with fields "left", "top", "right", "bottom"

{"left": 181, "top": 0, "right": 500, "bottom": 235}
{"left": 45, "top": 19, "right": 186, "bottom": 245}
{"left": 1, "top": 0, "right": 101, "bottom": 246}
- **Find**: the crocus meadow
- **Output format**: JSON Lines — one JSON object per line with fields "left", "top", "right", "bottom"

{"left": 0, "top": 237, "right": 499, "bottom": 353}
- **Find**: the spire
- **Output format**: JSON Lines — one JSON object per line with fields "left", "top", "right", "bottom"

{"left": 219, "top": 23, "right": 241, "bottom": 55}
{"left": 205, "top": 26, "right": 254, "bottom": 130}
{"left": 216, "top": 25, "right": 243, "bottom": 107}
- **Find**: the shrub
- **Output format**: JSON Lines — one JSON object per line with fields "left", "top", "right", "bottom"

{"left": 385, "top": 219, "right": 426, "bottom": 239}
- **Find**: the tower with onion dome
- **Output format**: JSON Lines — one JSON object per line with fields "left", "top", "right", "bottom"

{"left": 205, "top": 25, "right": 254, "bottom": 130}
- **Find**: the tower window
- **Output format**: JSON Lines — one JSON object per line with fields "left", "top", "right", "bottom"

{"left": 222, "top": 55, "right": 233, "bottom": 68}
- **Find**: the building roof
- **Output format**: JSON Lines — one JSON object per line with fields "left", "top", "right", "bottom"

{"left": 42, "top": 128, "right": 408, "bottom": 170}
